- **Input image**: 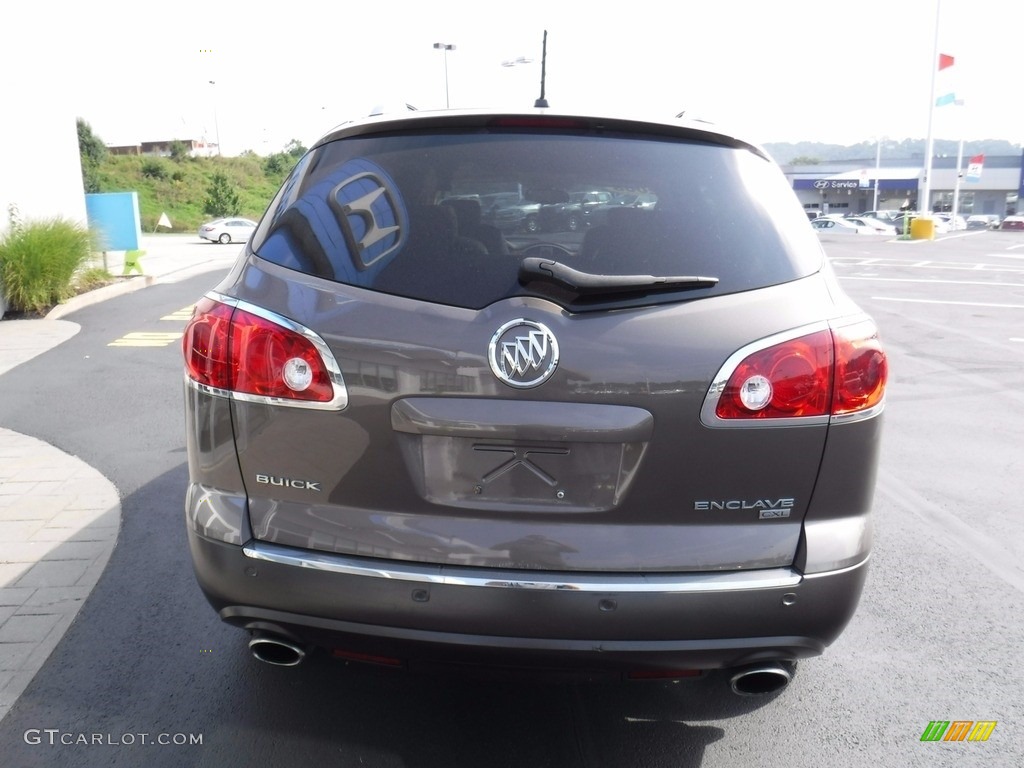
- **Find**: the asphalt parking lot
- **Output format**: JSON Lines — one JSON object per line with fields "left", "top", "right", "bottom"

{"left": 0, "top": 228, "right": 1021, "bottom": 767}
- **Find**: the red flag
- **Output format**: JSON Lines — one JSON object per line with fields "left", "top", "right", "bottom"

{"left": 938, "top": 53, "right": 955, "bottom": 70}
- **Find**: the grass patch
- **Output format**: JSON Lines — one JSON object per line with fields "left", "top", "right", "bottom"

{"left": 72, "top": 266, "right": 118, "bottom": 293}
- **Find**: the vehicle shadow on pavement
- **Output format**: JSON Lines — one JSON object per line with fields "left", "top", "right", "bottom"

{"left": 213, "top": 650, "right": 737, "bottom": 768}
{"left": 0, "top": 462, "right": 780, "bottom": 768}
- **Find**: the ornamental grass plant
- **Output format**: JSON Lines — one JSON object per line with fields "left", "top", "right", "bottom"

{"left": 0, "top": 217, "right": 96, "bottom": 315}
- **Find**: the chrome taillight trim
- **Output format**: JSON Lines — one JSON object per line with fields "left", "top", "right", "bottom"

{"left": 242, "top": 541, "right": 803, "bottom": 593}
{"left": 186, "top": 291, "right": 348, "bottom": 411}
{"left": 829, "top": 401, "right": 886, "bottom": 426}
{"left": 700, "top": 320, "right": 832, "bottom": 429}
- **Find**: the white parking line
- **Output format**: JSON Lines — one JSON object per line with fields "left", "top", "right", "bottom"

{"left": 841, "top": 276, "right": 1024, "bottom": 288}
{"left": 830, "top": 256, "right": 1024, "bottom": 274}
{"left": 871, "top": 297, "right": 1024, "bottom": 309}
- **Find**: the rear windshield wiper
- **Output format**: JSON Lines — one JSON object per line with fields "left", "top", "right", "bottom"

{"left": 519, "top": 257, "right": 718, "bottom": 296}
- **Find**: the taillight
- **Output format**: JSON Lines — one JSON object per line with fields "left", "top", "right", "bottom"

{"left": 183, "top": 297, "right": 234, "bottom": 389}
{"left": 183, "top": 296, "right": 347, "bottom": 410}
{"left": 707, "top": 320, "right": 886, "bottom": 425}
{"left": 832, "top": 320, "right": 887, "bottom": 415}
{"left": 715, "top": 330, "right": 834, "bottom": 420}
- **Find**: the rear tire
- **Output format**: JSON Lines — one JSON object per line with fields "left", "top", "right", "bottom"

{"left": 218, "top": 232, "right": 231, "bottom": 244}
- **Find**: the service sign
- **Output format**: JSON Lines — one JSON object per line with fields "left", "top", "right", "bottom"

{"left": 812, "top": 179, "right": 860, "bottom": 190}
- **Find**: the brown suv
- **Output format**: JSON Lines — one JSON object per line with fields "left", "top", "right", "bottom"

{"left": 182, "top": 108, "right": 887, "bottom": 695}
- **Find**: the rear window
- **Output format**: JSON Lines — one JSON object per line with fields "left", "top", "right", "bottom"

{"left": 251, "top": 129, "right": 822, "bottom": 310}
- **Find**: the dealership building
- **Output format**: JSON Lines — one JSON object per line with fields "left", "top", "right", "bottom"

{"left": 783, "top": 152, "right": 1024, "bottom": 217}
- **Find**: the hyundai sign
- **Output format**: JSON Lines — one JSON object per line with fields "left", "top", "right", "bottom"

{"left": 811, "top": 179, "right": 861, "bottom": 190}
{"left": 794, "top": 177, "right": 918, "bottom": 191}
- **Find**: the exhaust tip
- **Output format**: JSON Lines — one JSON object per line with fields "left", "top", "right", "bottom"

{"left": 249, "top": 634, "right": 307, "bottom": 667}
{"left": 729, "top": 663, "right": 793, "bottom": 696}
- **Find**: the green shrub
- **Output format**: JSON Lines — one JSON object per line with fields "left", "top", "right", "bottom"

{"left": 141, "top": 159, "right": 168, "bottom": 180}
{"left": 0, "top": 218, "right": 96, "bottom": 314}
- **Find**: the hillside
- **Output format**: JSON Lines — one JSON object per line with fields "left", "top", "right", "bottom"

{"left": 95, "top": 153, "right": 291, "bottom": 233}
{"left": 93, "top": 137, "right": 1023, "bottom": 232}
{"left": 763, "top": 138, "right": 1021, "bottom": 165}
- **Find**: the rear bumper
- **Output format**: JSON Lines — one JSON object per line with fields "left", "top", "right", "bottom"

{"left": 189, "top": 530, "right": 868, "bottom": 672}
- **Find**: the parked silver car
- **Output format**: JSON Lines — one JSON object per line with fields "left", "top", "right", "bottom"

{"left": 198, "top": 217, "right": 258, "bottom": 244}
{"left": 182, "top": 108, "right": 888, "bottom": 694}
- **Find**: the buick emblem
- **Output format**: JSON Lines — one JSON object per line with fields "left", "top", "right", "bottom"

{"left": 488, "top": 319, "right": 559, "bottom": 388}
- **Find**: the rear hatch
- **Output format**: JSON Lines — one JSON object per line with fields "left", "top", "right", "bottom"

{"left": 227, "top": 115, "right": 833, "bottom": 573}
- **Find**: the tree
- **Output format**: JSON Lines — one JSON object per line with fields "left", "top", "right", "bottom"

{"left": 284, "top": 138, "right": 308, "bottom": 159}
{"left": 203, "top": 173, "right": 241, "bottom": 218}
{"left": 77, "top": 118, "right": 107, "bottom": 193}
{"left": 263, "top": 153, "right": 290, "bottom": 176}
{"left": 169, "top": 140, "right": 190, "bottom": 163}
{"left": 788, "top": 156, "right": 821, "bottom": 166}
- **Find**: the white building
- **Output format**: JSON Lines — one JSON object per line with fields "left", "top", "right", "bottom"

{"left": 784, "top": 154, "right": 1024, "bottom": 218}
{"left": 0, "top": 76, "right": 87, "bottom": 239}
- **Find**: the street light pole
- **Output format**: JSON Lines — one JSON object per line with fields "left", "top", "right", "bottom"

{"left": 432, "top": 43, "right": 456, "bottom": 108}
{"left": 873, "top": 137, "right": 882, "bottom": 212}
{"left": 208, "top": 80, "right": 222, "bottom": 156}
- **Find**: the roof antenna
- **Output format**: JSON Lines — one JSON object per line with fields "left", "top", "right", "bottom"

{"left": 534, "top": 30, "right": 549, "bottom": 108}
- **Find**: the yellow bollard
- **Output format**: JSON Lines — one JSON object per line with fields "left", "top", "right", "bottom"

{"left": 910, "top": 218, "right": 935, "bottom": 240}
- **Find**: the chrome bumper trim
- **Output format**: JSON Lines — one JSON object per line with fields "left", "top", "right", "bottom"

{"left": 242, "top": 541, "right": 804, "bottom": 593}
{"left": 800, "top": 554, "right": 870, "bottom": 579}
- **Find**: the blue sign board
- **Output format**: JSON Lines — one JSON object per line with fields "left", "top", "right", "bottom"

{"left": 85, "top": 192, "right": 141, "bottom": 251}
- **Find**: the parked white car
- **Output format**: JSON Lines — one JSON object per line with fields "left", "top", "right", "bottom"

{"left": 846, "top": 217, "right": 897, "bottom": 235}
{"left": 966, "top": 214, "right": 1000, "bottom": 230}
{"left": 811, "top": 217, "right": 867, "bottom": 235}
{"left": 935, "top": 214, "right": 967, "bottom": 231}
{"left": 199, "top": 218, "right": 258, "bottom": 244}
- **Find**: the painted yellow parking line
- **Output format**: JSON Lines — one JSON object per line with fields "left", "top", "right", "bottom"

{"left": 108, "top": 332, "right": 184, "bottom": 347}
{"left": 162, "top": 305, "right": 196, "bottom": 322}
{"left": 110, "top": 306, "right": 193, "bottom": 346}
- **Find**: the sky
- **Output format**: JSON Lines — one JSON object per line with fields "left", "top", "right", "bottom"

{"left": 2, "top": 0, "right": 1021, "bottom": 156}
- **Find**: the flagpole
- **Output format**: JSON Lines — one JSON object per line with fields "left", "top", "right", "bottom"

{"left": 873, "top": 137, "right": 882, "bottom": 212}
{"left": 951, "top": 137, "right": 964, "bottom": 222}
{"left": 921, "top": 0, "right": 942, "bottom": 215}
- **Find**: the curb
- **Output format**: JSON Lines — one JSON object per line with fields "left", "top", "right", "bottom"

{"left": 45, "top": 276, "right": 156, "bottom": 321}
